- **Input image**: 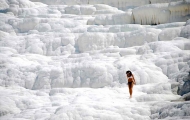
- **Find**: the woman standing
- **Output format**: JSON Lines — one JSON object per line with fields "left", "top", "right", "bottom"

{"left": 126, "top": 71, "right": 136, "bottom": 98}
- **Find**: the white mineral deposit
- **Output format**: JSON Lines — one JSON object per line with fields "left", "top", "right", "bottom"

{"left": 0, "top": 0, "right": 190, "bottom": 120}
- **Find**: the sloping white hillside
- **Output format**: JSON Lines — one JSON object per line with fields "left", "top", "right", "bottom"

{"left": 0, "top": 0, "right": 190, "bottom": 119}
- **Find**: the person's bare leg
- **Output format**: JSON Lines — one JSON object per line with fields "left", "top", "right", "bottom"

{"left": 128, "top": 83, "right": 132, "bottom": 98}
{"left": 129, "top": 88, "right": 132, "bottom": 98}
{"left": 129, "top": 84, "right": 133, "bottom": 98}
{"left": 128, "top": 84, "right": 131, "bottom": 98}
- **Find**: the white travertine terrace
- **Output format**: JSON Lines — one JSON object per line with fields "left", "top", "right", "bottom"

{"left": 0, "top": 0, "right": 190, "bottom": 119}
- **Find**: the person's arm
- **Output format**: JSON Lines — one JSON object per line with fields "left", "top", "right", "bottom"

{"left": 132, "top": 74, "right": 136, "bottom": 84}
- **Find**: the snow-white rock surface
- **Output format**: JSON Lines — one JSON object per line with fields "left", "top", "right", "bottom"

{"left": 0, "top": 0, "right": 190, "bottom": 119}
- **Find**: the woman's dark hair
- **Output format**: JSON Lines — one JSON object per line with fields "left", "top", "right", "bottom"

{"left": 126, "top": 70, "right": 132, "bottom": 75}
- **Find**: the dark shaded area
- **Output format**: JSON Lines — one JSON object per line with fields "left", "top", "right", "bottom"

{"left": 0, "top": 9, "right": 8, "bottom": 13}
{"left": 178, "top": 72, "right": 190, "bottom": 96}
{"left": 184, "top": 94, "right": 190, "bottom": 101}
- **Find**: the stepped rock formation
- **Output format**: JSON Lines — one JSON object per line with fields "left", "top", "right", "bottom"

{"left": 0, "top": 0, "right": 190, "bottom": 119}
